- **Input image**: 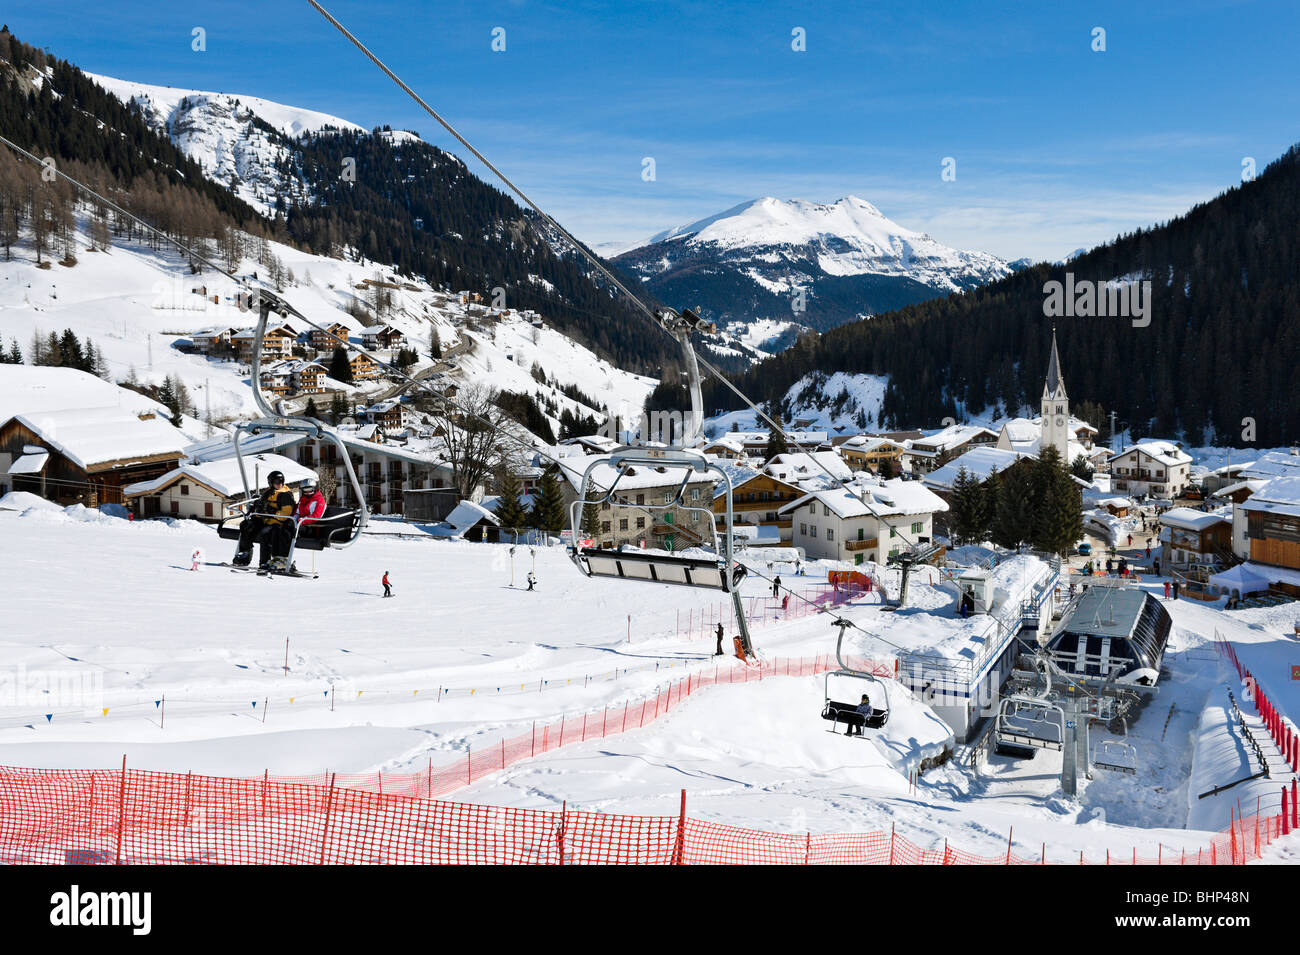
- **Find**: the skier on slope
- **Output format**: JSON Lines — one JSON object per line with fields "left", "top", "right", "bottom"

{"left": 715, "top": 623, "right": 724, "bottom": 657}
{"left": 382, "top": 571, "right": 392, "bottom": 597}
{"left": 233, "top": 471, "right": 296, "bottom": 569}
{"left": 526, "top": 571, "right": 537, "bottom": 592}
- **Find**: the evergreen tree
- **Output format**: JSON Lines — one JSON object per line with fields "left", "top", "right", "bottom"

{"left": 494, "top": 471, "right": 529, "bottom": 532}
{"left": 948, "top": 467, "right": 987, "bottom": 545}
{"left": 330, "top": 347, "right": 353, "bottom": 383}
{"left": 1030, "top": 445, "right": 1083, "bottom": 555}
{"left": 328, "top": 392, "right": 348, "bottom": 425}
{"left": 158, "top": 376, "right": 179, "bottom": 425}
{"left": 3, "top": 338, "right": 19, "bottom": 364}
{"left": 764, "top": 415, "right": 789, "bottom": 461}
{"left": 304, "top": 397, "right": 321, "bottom": 420}
{"left": 876, "top": 455, "right": 898, "bottom": 479}
{"left": 993, "top": 462, "right": 1036, "bottom": 550}
{"left": 42, "top": 331, "right": 61, "bottom": 367}
{"left": 429, "top": 327, "right": 442, "bottom": 360}
{"left": 1070, "top": 453, "right": 1095, "bottom": 483}
{"left": 528, "top": 471, "right": 566, "bottom": 534}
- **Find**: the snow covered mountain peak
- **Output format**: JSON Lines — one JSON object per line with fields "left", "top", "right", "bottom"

{"left": 85, "top": 71, "right": 364, "bottom": 217}
{"left": 615, "top": 194, "right": 1012, "bottom": 337}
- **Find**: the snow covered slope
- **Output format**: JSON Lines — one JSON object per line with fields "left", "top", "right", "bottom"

{"left": 616, "top": 196, "right": 1011, "bottom": 337}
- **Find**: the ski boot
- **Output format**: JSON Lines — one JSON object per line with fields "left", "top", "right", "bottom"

{"left": 232, "top": 550, "right": 252, "bottom": 567}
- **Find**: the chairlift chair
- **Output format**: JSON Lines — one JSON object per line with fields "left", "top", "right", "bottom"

{"left": 995, "top": 697, "right": 1066, "bottom": 757}
{"left": 1090, "top": 717, "right": 1138, "bottom": 774}
{"left": 215, "top": 293, "right": 370, "bottom": 571}
{"left": 565, "top": 306, "right": 755, "bottom": 656}
{"left": 820, "top": 619, "right": 890, "bottom": 734}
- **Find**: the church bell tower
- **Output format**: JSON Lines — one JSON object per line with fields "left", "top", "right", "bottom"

{"left": 1041, "top": 329, "right": 1071, "bottom": 464}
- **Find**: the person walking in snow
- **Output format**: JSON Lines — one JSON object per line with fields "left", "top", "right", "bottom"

{"left": 772, "top": 575, "right": 781, "bottom": 598}
{"left": 1173, "top": 580, "right": 1180, "bottom": 600}
{"left": 781, "top": 593, "right": 790, "bottom": 612}
{"left": 1164, "top": 580, "right": 1171, "bottom": 599}
{"left": 190, "top": 547, "right": 203, "bottom": 571}
{"left": 715, "top": 623, "right": 724, "bottom": 657}
{"left": 1127, "top": 533, "right": 1133, "bottom": 547}
{"left": 382, "top": 571, "right": 392, "bottom": 598}
{"left": 526, "top": 571, "right": 536, "bottom": 592}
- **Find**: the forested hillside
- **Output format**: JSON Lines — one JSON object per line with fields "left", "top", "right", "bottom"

{"left": 703, "top": 147, "right": 1300, "bottom": 446}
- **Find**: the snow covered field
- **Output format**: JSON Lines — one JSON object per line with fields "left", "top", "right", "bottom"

{"left": 4, "top": 501, "right": 1294, "bottom": 861}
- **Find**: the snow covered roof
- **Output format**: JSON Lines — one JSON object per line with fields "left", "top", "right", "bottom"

{"left": 1109, "top": 440, "right": 1192, "bottom": 467}
{"left": 1240, "top": 476, "right": 1300, "bottom": 518}
{"left": 557, "top": 454, "right": 714, "bottom": 494}
{"left": 1239, "top": 452, "right": 1300, "bottom": 481}
{"left": 5, "top": 449, "right": 49, "bottom": 475}
{"left": 444, "top": 500, "right": 499, "bottom": 536}
{"left": 764, "top": 451, "right": 851, "bottom": 483}
{"left": 1212, "top": 479, "right": 1267, "bottom": 499}
{"left": 923, "top": 447, "right": 1032, "bottom": 490}
{"left": 1159, "top": 507, "right": 1229, "bottom": 531}
{"left": 8, "top": 408, "right": 187, "bottom": 471}
{"left": 779, "top": 479, "right": 947, "bottom": 519}
{"left": 122, "top": 454, "right": 315, "bottom": 499}
{"left": 999, "top": 418, "right": 1039, "bottom": 446}
{"left": 911, "top": 424, "right": 998, "bottom": 454}
{"left": 0, "top": 366, "right": 166, "bottom": 423}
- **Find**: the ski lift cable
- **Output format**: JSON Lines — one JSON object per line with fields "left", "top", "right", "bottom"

{"left": 305, "top": 0, "right": 926, "bottom": 554}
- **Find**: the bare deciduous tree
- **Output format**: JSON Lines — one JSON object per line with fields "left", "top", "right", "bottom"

{"left": 427, "top": 383, "right": 515, "bottom": 500}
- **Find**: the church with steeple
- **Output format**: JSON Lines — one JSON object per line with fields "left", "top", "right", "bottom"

{"left": 1040, "top": 329, "right": 1071, "bottom": 463}
{"left": 995, "top": 329, "right": 1099, "bottom": 465}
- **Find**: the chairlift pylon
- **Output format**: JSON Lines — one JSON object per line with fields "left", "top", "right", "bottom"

{"left": 215, "top": 292, "right": 370, "bottom": 572}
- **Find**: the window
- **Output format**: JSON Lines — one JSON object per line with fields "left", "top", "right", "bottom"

{"left": 601, "top": 521, "right": 611, "bottom": 533}
{"left": 912, "top": 521, "right": 923, "bottom": 534}
{"left": 636, "top": 517, "right": 646, "bottom": 529}
{"left": 800, "top": 523, "right": 806, "bottom": 536}
{"left": 810, "top": 526, "right": 817, "bottom": 538}
{"left": 180, "top": 484, "right": 189, "bottom": 495}
{"left": 663, "top": 492, "right": 673, "bottom": 505}
{"left": 619, "top": 519, "right": 629, "bottom": 531}
{"left": 636, "top": 494, "right": 645, "bottom": 506}
{"left": 690, "top": 488, "right": 700, "bottom": 501}
{"left": 827, "top": 528, "right": 834, "bottom": 541}
{"left": 890, "top": 526, "right": 897, "bottom": 538}
{"left": 602, "top": 501, "right": 610, "bottom": 511}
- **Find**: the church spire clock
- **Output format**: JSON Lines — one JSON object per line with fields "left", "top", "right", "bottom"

{"left": 1041, "top": 328, "right": 1070, "bottom": 463}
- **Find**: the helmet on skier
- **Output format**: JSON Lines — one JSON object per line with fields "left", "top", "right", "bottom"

{"left": 267, "top": 470, "right": 285, "bottom": 486}
{"left": 301, "top": 476, "right": 318, "bottom": 491}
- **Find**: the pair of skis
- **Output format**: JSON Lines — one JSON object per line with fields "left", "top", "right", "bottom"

{"left": 214, "top": 562, "right": 319, "bottom": 579}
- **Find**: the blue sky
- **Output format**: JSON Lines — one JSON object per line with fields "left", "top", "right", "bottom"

{"left": 7, "top": 1, "right": 1298, "bottom": 261}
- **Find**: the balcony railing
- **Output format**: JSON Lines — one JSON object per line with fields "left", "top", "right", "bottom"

{"left": 844, "top": 538, "right": 879, "bottom": 552}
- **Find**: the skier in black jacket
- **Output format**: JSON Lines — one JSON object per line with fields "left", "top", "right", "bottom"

{"left": 233, "top": 471, "right": 297, "bottom": 568}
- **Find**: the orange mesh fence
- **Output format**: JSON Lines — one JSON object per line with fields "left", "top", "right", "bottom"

{"left": 0, "top": 764, "right": 1293, "bottom": 864}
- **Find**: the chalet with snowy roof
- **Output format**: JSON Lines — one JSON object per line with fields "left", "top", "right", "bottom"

{"left": 712, "top": 466, "right": 801, "bottom": 543}
{"left": 763, "top": 451, "right": 852, "bottom": 488}
{"left": 559, "top": 434, "right": 620, "bottom": 455}
{"left": 0, "top": 408, "right": 186, "bottom": 507}
{"left": 557, "top": 454, "right": 715, "bottom": 551}
{"left": 363, "top": 399, "right": 411, "bottom": 431}
{"left": 1109, "top": 441, "right": 1193, "bottom": 499}
{"left": 309, "top": 321, "right": 352, "bottom": 353}
{"left": 190, "top": 326, "right": 237, "bottom": 355}
{"left": 360, "top": 324, "right": 405, "bottom": 349}
{"left": 232, "top": 324, "right": 296, "bottom": 363}
{"left": 907, "top": 424, "right": 999, "bottom": 475}
{"left": 440, "top": 499, "right": 501, "bottom": 542}
{"left": 290, "top": 361, "right": 326, "bottom": 395}
{"left": 778, "top": 480, "right": 948, "bottom": 566}
{"left": 1233, "top": 477, "right": 1300, "bottom": 588}
{"left": 701, "top": 436, "right": 747, "bottom": 460}
{"left": 1238, "top": 450, "right": 1300, "bottom": 482}
{"left": 122, "top": 454, "right": 314, "bottom": 521}
{"left": 1158, "top": 507, "right": 1232, "bottom": 570}
{"left": 259, "top": 362, "right": 294, "bottom": 397}
{"left": 836, "top": 435, "right": 907, "bottom": 473}
{"left": 348, "top": 353, "right": 381, "bottom": 381}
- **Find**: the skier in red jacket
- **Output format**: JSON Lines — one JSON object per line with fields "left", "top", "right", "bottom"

{"left": 296, "top": 478, "right": 326, "bottom": 526}
{"left": 382, "top": 572, "right": 392, "bottom": 598}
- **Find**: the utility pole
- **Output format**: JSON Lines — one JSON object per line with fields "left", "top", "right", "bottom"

{"left": 1109, "top": 410, "right": 1118, "bottom": 453}
{"left": 205, "top": 378, "right": 212, "bottom": 437}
